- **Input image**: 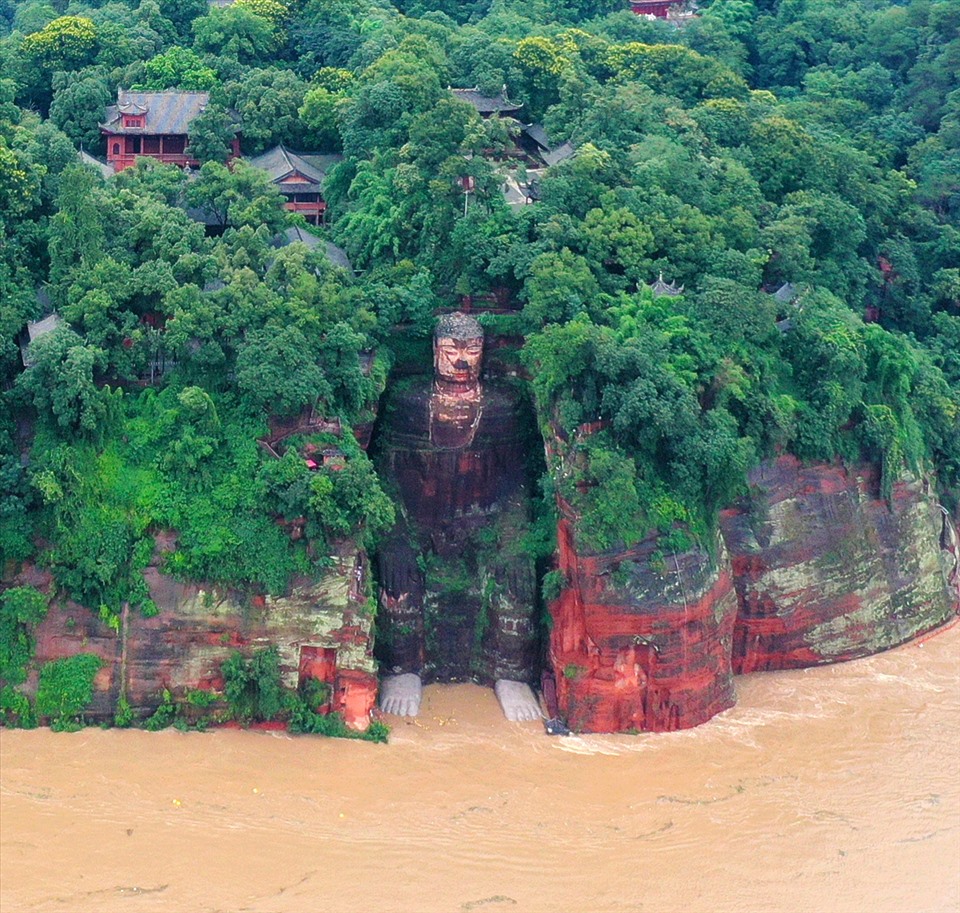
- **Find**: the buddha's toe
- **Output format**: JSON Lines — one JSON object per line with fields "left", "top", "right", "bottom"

{"left": 495, "top": 680, "right": 542, "bottom": 722}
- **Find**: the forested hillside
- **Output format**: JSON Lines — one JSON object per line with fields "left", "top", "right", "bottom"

{"left": 1, "top": 0, "right": 957, "bottom": 631}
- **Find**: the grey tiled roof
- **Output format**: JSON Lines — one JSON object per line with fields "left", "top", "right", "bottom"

{"left": 519, "top": 124, "right": 575, "bottom": 166}
{"left": 247, "top": 146, "right": 341, "bottom": 190}
{"left": 27, "top": 312, "right": 62, "bottom": 343}
{"left": 772, "top": 282, "right": 798, "bottom": 304}
{"left": 522, "top": 123, "right": 551, "bottom": 149}
{"left": 542, "top": 142, "right": 575, "bottom": 167}
{"left": 649, "top": 273, "right": 684, "bottom": 297}
{"left": 278, "top": 226, "right": 353, "bottom": 272}
{"left": 324, "top": 241, "right": 352, "bottom": 271}
{"left": 78, "top": 149, "right": 114, "bottom": 179}
{"left": 20, "top": 311, "right": 63, "bottom": 367}
{"left": 300, "top": 153, "right": 343, "bottom": 177}
{"left": 101, "top": 91, "right": 214, "bottom": 135}
{"left": 280, "top": 225, "right": 322, "bottom": 249}
{"left": 450, "top": 87, "right": 522, "bottom": 115}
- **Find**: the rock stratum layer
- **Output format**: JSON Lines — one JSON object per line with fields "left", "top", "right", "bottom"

{"left": 719, "top": 456, "right": 959, "bottom": 674}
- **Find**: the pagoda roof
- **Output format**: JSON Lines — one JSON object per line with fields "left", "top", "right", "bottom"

{"left": 247, "top": 145, "right": 341, "bottom": 190}
{"left": 649, "top": 272, "right": 684, "bottom": 297}
{"left": 101, "top": 90, "right": 220, "bottom": 135}
{"left": 450, "top": 86, "right": 522, "bottom": 115}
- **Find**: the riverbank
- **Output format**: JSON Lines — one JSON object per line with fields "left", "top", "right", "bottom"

{"left": 2, "top": 624, "right": 958, "bottom": 913}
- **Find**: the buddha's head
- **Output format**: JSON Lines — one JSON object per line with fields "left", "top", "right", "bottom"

{"left": 433, "top": 312, "right": 484, "bottom": 389}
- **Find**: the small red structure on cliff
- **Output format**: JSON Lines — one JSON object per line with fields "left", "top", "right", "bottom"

{"left": 100, "top": 90, "right": 240, "bottom": 172}
{"left": 630, "top": 0, "right": 680, "bottom": 17}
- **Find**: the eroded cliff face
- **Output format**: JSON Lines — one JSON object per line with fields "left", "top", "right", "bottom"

{"left": 719, "top": 456, "right": 959, "bottom": 674}
{"left": 23, "top": 545, "right": 377, "bottom": 730}
{"left": 543, "top": 418, "right": 957, "bottom": 732}
{"left": 549, "top": 508, "right": 737, "bottom": 733}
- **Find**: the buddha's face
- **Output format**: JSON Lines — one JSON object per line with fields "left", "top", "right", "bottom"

{"left": 434, "top": 335, "right": 483, "bottom": 387}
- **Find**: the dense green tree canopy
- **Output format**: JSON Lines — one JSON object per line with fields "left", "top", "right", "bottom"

{"left": 0, "top": 0, "right": 956, "bottom": 583}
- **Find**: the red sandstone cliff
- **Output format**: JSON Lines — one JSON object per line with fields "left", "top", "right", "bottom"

{"left": 719, "top": 456, "right": 959, "bottom": 674}
{"left": 21, "top": 545, "right": 377, "bottom": 730}
{"left": 545, "top": 442, "right": 957, "bottom": 733}
{"left": 549, "top": 507, "right": 737, "bottom": 733}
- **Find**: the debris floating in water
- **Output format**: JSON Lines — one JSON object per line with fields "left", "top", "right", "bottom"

{"left": 544, "top": 718, "right": 570, "bottom": 736}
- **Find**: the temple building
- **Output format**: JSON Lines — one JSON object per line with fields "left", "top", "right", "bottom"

{"left": 100, "top": 90, "right": 240, "bottom": 172}
{"left": 517, "top": 124, "right": 575, "bottom": 168}
{"left": 18, "top": 302, "right": 62, "bottom": 369}
{"left": 274, "top": 225, "right": 353, "bottom": 272}
{"left": 630, "top": 0, "right": 680, "bottom": 16}
{"left": 450, "top": 86, "right": 522, "bottom": 118}
{"left": 247, "top": 146, "right": 342, "bottom": 226}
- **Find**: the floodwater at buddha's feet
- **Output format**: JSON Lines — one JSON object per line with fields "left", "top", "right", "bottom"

{"left": 3, "top": 625, "right": 959, "bottom": 913}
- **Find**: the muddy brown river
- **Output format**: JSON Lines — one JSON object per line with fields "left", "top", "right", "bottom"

{"left": 2, "top": 623, "right": 958, "bottom": 913}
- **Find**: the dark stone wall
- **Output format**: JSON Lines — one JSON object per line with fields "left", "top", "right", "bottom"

{"left": 378, "top": 382, "right": 532, "bottom": 525}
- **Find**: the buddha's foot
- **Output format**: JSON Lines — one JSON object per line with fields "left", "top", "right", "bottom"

{"left": 494, "top": 680, "right": 542, "bottom": 722}
{"left": 379, "top": 673, "right": 422, "bottom": 717}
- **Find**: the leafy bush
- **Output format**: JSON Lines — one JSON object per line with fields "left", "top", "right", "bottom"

{"left": 114, "top": 695, "right": 134, "bottom": 728}
{"left": 541, "top": 569, "right": 565, "bottom": 602}
{"left": 221, "top": 647, "right": 286, "bottom": 723}
{"left": 0, "top": 586, "right": 49, "bottom": 687}
{"left": 36, "top": 654, "right": 103, "bottom": 730}
{"left": 0, "top": 686, "right": 37, "bottom": 728}
{"left": 289, "top": 695, "right": 389, "bottom": 743}
{"left": 143, "top": 688, "right": 178, "bottom": 730}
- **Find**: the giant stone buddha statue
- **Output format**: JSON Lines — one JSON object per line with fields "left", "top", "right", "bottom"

{"left": 375, "top": 313, "right": 541, "bottom": 721}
